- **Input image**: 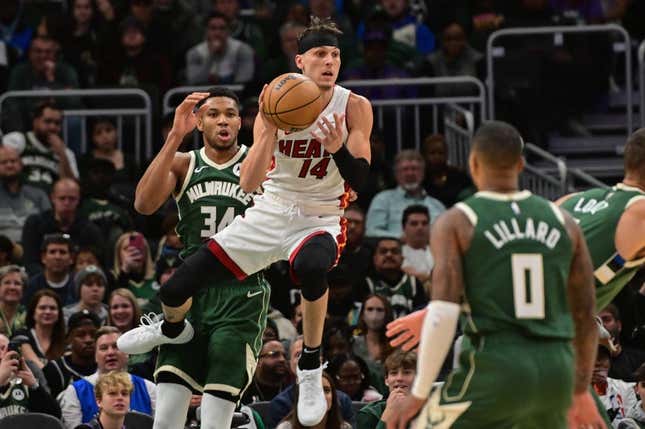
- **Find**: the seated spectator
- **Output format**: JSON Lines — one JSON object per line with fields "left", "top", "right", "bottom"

{"left": 107, "top": 288, "right": 141, "bottom": 333}
{"left": 78, "top": 116, "right": 139, "bottom": 195}
{"left": 0, "top": 0, "right": 33, "bottom": 59}
{"left": 43, "top": 310, "right": 99, "bottom": 398}
{"left": 421, "top": 134, "right": 473, "bottom": 207}
{"left": 63, "top": 266, "right": 109, "bottom": 325}
{"left": 213, "top": 0, "right": 267, "bottom": 61}
{"left": 327, "top": 354, "right": 383, "bottom": 403}
{"left": 16, "top": 289, "right": 66, "bottom": 368}
{"left": 351, "top": 294, "right": 394, "bottom": 391}
{"left": 241, "top": 339, "right": 290, "bottom": 404}
{"left": 625, "top": 363, "right": 645, "bottom": 426}
{"left": 366, "top": 150, "right": 445, "bottom": 239}
{"left": 59, "top": 326, "right": 156, "bottom": 429}
{"left": 0, "top": 332, "right": 61, "bottom": 418}
{"left": 599, "top": 304, "right": 645, "bottom": 382}
{"left": 357, "top": 238, "right": 428, "bottom": 318}
{"left": 96, "top": 16, "right": 172, "bottom": 94}
{"left": 0, "top": 235, "right": 21, "bottom": 268}
{"left": 0, "top": 265, "right": 27, "bottom": 337}
{"left": 592, "top": 345, "right": 637, "bottom": 426}
{"left": 335, "top": 205, "right": 372, "bottom": 294}
{"left": 21, "top": 179, "right": 103, "bottom": 276}
{"left": 74, "top": 370, "right": 132, "bottom": 429}
{"left": 0, "top": 144, "right": 51, "bottom": 243}
{"left": 111, "top": 232, "right": 158, "bottom": 308}
{"left": 323, "top": 322, "right": 353, "bottom": 363}
{"left": 269, "top": 337, "right": 356, "bottom": 427}
{"left": 185, "top": 12, "right": 255, "bottom": 85}
{"left": 356, "top": 349, "right": 417, "bottom": 429}
{"left": 276, "top": 371, "right": 352, "bottom": 429}
{"left": 23, "top": 233, "right": 76, "bottom": 305}
{"left": 423, "top": 22, "right": 484, "bottom": 97}
{"left": 308, "top": 0, "right": 357, "bottom": 64}
{"left": 2, "top": 101, "right": 78, "bottom": 193}
{"left": 261, "top": 21, "right": 306, "bottom": 84}
{"left": 400, "top": 205, "right": 433, "bottom": 285}
{"left": 357, "top": 130, "right": 395, "bottom": 212}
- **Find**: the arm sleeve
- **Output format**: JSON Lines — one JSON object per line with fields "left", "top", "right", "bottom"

{"left": 59, "top": 385, "right": 82, "bottom": 429}
{"left": 411, "top": 300, "right": 460, "bottom": 399}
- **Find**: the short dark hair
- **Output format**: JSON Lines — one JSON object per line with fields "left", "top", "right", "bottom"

{"left": 207, "top": 11, "right": 229, "bottom": 25}
{"left": 298, "top": 16, "right": 343, "bottom": 45}
{"left": 90, "top": 116, "right": 116, "bottom": 132}
{"left": 402, "top": 204, "right": 429, "bottom": 227}
{"left": 41, "top": 233, "right": 73, "bottom": 253}
{"left": 32, "top": 99, "right": 60, "bottom": 120}
{"left": 600, "top": 303, "right": 621, "bottom": 322}
{"left": 625, "top": 128, "right": 645, "bottom": 178}
{"left": 198, "top": 86, "right": 241, "bottom": 110}
{"left": 471, "top": 121, "right": 523, "bottom": 169}
{"left": 374, "top": 237, "right": 401, "bottom": 249}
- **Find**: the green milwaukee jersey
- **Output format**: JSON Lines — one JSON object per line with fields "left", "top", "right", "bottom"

{"left": 0, "top": 382, "right": 30, "bottom": 418}
{"left": 364, "top": 274, "right": 424, "bottom": 318}
{"left": 456, "top": 190, "right": 574, "bottom": 339}
{"left": 20, "top": 132, "right": 60, "bottom": 192}
{"left": 560, "top": 183, "right": 645, "bottom": 310}
{"left": 175, "top": 146, "right": 256, "bottom": 257}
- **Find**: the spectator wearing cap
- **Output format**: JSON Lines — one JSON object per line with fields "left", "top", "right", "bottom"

{"left": 185, "top": 12, "right": 255, "bottom": 85}
{"left": 0, "top": 265, "right": 27, "bottom": 337}
{"left": 96, "top": 16, "right": 172, "bottom": 94}
{"left": 63, "top": 266, "right": 109, "bottom": 325}
{"left": 21, "top": 177, "right": 103, "bottom": 276}
{"left": 23, "top": 233, "right": 76, "bottom": 306}
{"left": 59, "top": 326, "right": 156, "bottom": 429}
{"left": 0, "top": 144, "right": 51, "bottom": 243}
{"left": 43, "top": 310, "right": 100, "bottom": 398}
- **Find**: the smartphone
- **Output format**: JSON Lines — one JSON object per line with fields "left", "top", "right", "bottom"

{"left": 7, "top": 340, "right": 22, "bottom": 360}
{"left": 129, "top": 234, "right": 146, "bottom": 252}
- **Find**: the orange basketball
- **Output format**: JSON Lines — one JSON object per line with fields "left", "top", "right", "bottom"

{"left": 262, "top": 73, "right": 325, "bottom": 132}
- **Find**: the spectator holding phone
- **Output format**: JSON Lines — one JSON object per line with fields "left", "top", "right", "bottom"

{"left": 111, "top": 232, "right": 158, "bottom": 309}
{"left": 0, "top": 333, "right": 61, "bottom": 418}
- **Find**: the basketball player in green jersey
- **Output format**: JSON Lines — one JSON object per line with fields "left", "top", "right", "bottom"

{"left": 133, "top": 88, "right": 270, "bottom": 429}
{"left": 557, "top": 129, "right": 645, "bottom": 311}
{"left": 386, "top": 121, "right": 603, "bottom": 429}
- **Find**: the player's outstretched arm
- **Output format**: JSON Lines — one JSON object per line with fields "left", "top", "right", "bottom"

{"left": 240, "top": 85, "right": 278, "bottom": 193}
{"left": 135, "top": 92, "right": 209, "bottom": 214}
{"left": 615, "top": 199, "right": 645, "bottom": 260}
{"left": 562, "top": 210, "right": 605, "bottom": 429}
{"left": 388, "top": 210, "right": 466, "bottom": 429}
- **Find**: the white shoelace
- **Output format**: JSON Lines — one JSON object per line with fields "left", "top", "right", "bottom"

{"left": 139, "top": 313, "right": 162, "bottom": 331}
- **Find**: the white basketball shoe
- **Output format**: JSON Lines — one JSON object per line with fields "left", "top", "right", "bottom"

{"left": 296, "top": 365, "right": 327, "bottom": 426}
{"left": 116, "top": 313, "right": 194, "bottom": 354}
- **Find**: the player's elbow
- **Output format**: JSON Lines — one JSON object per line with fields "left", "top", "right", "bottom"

{"left": 134, "top": 197, "right": 156, "bottom": 215}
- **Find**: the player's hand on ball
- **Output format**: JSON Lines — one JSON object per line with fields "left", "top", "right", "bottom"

{"left": 311, "top": 112, "right": 345, "bottom": 153}
{"left": 258, "top": 84, "right": 277, "bottom": 132}
{"left": 172, "top": 92, "right": 210, "bottom": 137}
{"left": 386, "top": 308, "right": 427, "bottom": 351}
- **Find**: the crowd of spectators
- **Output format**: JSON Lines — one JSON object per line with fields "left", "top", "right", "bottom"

{"left": 0, "top": 0, "right": 644, "bottom": 428}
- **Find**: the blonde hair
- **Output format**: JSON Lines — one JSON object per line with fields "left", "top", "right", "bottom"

{"left": 112, "top": 232, "right": 155, "bottom": 280}
{"left": 107, "top": 288, "right": 142, "bottom": 330}
{"left": 94, "top": 371, "right": 133, "bottom": 400}
{"left": 0, "top": 265, "right": 28, "bottom": 287}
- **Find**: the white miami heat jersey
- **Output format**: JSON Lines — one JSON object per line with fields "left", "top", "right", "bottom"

{"left": 263, "top": 85, "right": 351, "bottom": 207}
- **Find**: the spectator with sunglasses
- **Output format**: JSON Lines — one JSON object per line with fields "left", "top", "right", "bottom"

{"left": 21, "top": 178, "right": 103, "bottom": 275}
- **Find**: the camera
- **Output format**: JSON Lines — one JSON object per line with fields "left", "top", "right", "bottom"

{"left": 7, "top": 335, "right": 30, "bottom": 360}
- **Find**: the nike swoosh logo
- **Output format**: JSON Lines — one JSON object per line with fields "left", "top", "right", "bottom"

{"left": 247, "top": 290, "right": 263, "bottom": 298}
{"left": 195, "top": 166, "right": 207, "bottom": 173}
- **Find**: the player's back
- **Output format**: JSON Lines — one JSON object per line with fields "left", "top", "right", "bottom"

{"left": 456, "top": 190, "right": 574, "bottom": 339}
{"left": 560, "top": 183, "right": 645, "bottom": 310}
{"left": 264, "top": 85, "right": 351, "bottom": 207}
{"left": 175, "top": 146, "right": 255, "bottom": 258}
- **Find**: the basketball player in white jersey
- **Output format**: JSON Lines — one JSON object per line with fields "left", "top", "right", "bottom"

{"left": 118, "top": 17, "right": 373, "bottom": 426}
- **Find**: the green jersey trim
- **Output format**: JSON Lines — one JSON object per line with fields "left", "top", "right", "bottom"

{"left": 175, "top": 151, "right": 197, "bottom": 202}
{"left": 199, "top": 145, "right": 247, "bottom": 170}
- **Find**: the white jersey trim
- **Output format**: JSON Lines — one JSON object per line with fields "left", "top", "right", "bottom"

{"left": 200, "top": 145, "right": 247, "bottom": 170}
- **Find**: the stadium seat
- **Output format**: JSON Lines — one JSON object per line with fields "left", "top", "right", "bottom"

{"left": 0, "top": 412, "right": 64, "bottom": 429}
{"left": 124, "top": 411, "right": 154, "bottom": 429}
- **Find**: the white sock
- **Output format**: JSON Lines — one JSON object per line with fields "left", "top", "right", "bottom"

{"left": 200, "top": 392, "right": 236, "bottom": 429}
{"left": 153, "top": 383, "right": 192, "bottom": 429}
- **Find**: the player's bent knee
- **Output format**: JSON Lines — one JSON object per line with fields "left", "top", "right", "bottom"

{"left": 293, "top": 233, "right": 336, "bottom": 301}
{"left": 160, "top": 246, "right": 217, "bottom": 307}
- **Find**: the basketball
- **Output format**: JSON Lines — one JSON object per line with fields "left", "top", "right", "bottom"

{"left": 262, "top": 73, "right": 325, "bottom": 132}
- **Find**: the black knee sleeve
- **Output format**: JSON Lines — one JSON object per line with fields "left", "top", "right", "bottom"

{"left": 160, "top": 245, "right": 236, "bottom": 307}
{"left": 292, "top": 233, "right": 336, "bottom": 301}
